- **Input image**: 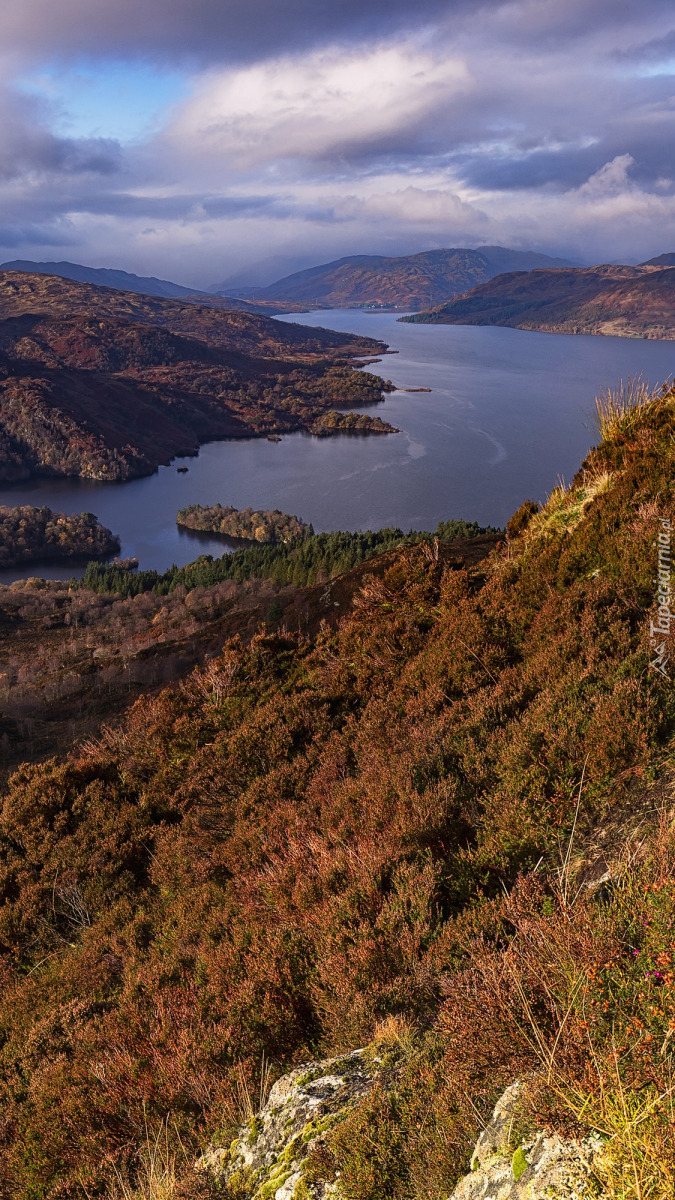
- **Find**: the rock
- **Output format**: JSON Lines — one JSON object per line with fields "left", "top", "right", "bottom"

{"left": 449, "top": 1081, "right": 603, "bottom": 1200}
{"left": 197, "top": 1048, "right": 389, "bottom": 1199}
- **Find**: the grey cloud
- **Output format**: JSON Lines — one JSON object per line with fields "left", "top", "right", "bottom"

{"left": 0, "top": 0, "right": 479, "bottom": 65}
{"left": 0, "top": 0, "right": 674, "bottom": 279}
{"left": 0, "top": 223, "right": 77, "bottom": 249}
{"left": 0, "top": 85, "right": 121, "bottom": 181}
{"left": 2, "top": 0, "right": 672, "bottom": 65}
{"left": 616, "top": 27, "right": 675, "bottom": 63}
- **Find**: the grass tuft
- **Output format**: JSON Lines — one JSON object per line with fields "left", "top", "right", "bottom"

{"left": 593, "top": 376, "right": 660, "bottom": 442}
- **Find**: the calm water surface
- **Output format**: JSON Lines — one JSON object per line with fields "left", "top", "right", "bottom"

{"left": 1, "top": 312, "right": 673, "bottom": 582}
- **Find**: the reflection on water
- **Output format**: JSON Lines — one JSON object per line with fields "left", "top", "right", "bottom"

{"left": 1, "top": 312, "right": 674, "bottom": 583}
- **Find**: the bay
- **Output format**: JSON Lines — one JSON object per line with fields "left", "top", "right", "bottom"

{"left": 0, "top": 311, "right": 673, "bottom": 583}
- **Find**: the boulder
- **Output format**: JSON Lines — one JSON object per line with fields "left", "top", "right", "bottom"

{"left": 449, "top": 1081, "right": 603, "bottom": 1200}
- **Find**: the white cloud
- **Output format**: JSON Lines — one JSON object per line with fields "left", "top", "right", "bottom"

{"left": 331, "top": 184, "right": 485, "bottom": 226}
{"left": 165, "top": 43, "right": 472, "bottom": 167}
{"left": 577, "top": 153, "right": 636, "bottom": 197}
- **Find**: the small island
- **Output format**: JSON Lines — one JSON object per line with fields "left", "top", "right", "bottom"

{"left": 176, "top": 504, "right": 312, "bottom": 543}
{"left": 0, "top": 505, "right": 120, "bottom": 568}
{"left": 309, "top": 411, "right": 398, "bottom": 436}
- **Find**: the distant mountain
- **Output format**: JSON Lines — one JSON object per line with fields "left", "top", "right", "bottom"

{"left": 0, "top": 259, "right": 201, "bottom": 299}
{"left": 0, "top": 259, "right": 312, "bottom": 315}
{"left": 640, "top": 253, "right": 675, "bottom": 267}
{"left": 404, "top": 263, "right": 675, "bottom": 339}
{"left": 240, "top": 247, "right": 578, "bottom": 310}
{"left": 211, "top": 254, "right": 322, "bottom": 295}
{"left": 474, "top": 246, "right": 579, "bottom": 274}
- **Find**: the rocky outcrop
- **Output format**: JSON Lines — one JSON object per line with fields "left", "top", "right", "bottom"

{"left": 198, "top": 1057, "right": 604, "bottom": 1200}
{"left": 198, "top": 1049, "right": 390, "bottom": 1199}
{"left": 449, "top": 1082, "right": 603, "bottom": 1200}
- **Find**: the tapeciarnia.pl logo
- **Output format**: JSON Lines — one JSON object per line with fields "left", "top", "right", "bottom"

{"left": 650, "top": 517, "right": 672, "bottom": 678}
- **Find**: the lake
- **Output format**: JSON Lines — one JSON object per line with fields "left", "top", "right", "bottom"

{"left": 0, "top": 312, "right": 673, "bottom": 582}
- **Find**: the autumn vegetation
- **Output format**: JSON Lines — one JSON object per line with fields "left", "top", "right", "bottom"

{"left": 176, "top": 505, "right": 312, "bottom": 544}
{"left": 0, "top": 383, "right": 674, "bottom": 1198}
{"left": 309, "top": 411, "right": 397, "bottom": 435}
{"left": 0, "top": 505, "right": 119, "bottom": 567}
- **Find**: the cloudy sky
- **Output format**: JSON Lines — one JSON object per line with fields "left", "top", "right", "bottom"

{"left": 1, "top": 0, "right": 674, "bottom": 287}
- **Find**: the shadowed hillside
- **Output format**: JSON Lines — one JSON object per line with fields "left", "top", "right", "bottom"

{"left": 0, "top": 381, "right": 673, "bottom": 1197}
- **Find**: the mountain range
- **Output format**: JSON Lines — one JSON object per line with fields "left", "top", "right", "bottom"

{"left": 5, "top": 250, "right": 675, "bottom": 340}
{"left": 405, "top": 260, "right": 675, "bottom": 338}
{"left": 215, "top": 246, "right": 576, "bottom": 309}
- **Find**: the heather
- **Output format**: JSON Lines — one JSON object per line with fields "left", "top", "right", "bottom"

{"left": 0, "top": 385, "right": 673, "bottom": 1197}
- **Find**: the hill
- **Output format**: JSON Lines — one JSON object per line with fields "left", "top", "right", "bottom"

{"left": 640, "top": 252, "right": 675, "bottom": 267}
{"left": 0, "top": 272, "right": 392, "bottom": 482}
{"left": 404, "top": 262, "right": 675, "bottom": 338}
{"left": 0, "top": 260, "right": 314, "bottom": 316}
{"left": 0, "top": 379, "right": 672, "bottom": 1196}
{"left": 0, "top": 259, "right": 200, "bottom": 299}
{"left": 232, "top": 246, "right": 575, "bottom": 310}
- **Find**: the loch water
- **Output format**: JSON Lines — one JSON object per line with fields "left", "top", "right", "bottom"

{"left": 0, "top": 311, "right": 673, "bottom": 582}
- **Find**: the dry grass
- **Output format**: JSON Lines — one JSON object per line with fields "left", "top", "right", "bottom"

{"left": 111, "top": 1119, "right": 183, "bottom": 1200}
{"left": 527, "top": 470, "right": 614, "bottom": 541}
{"left": 593, "top": 377, "right": 659, "bottom": 442}
{"left": 372, "top": 1014, "right": 417, "bottom": 1054}
{"left": 562, "top": 1068, "right": 675, "bottom": 1200}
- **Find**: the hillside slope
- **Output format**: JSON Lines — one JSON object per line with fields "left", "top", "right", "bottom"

{"left": 0, "top": 260, "right": 310, "bottom": 316}
{"left": 246, "top": 247, "right": 574, "bottom": 309}
{"left": 404, "top": 262, "right": 675, "bottom": 338}
{"left": 0, "top": 272, "right": 392, "bottom": 481}
{"left": 0, "top": 381, "right": 673, "bottom": 1197}
{"left": 0, "top": 259, "right": 200, "bottom": 299}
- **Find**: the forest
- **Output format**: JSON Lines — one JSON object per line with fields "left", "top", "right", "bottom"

{"left": 176, "top": 505, "right": 311, "bottom": 543}
{"left": 0, "top": 504, "right": 119, "bottom": 567}
{"left": 0, "top": 385, "right": 674, "bottom": 1199}
{"left": 81, "top": 520, "right": 497, "bottom": 597}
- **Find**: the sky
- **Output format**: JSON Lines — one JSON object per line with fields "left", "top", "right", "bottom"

{"left": 0, "top": 0, "right": 674, "bottom": 288}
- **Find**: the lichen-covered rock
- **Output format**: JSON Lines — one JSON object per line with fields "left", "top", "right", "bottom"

{"left": 449, "top": 1081, "right": 603, "bottom": 1200}
{"left": 198, "top": 1048, "right": 387, "bottom": 1199}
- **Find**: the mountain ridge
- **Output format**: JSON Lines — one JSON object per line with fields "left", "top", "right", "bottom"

{"left": 0, "top": 260, "right": 311, "bottom": 315}
{"left": 404, "top": 262, "right": 675, "bottom": 338}
{"left": 216, "top": 246, "right": 577, "bottom": 309}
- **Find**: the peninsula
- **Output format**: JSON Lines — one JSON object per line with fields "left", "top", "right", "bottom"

{"left": 404, "top": 261, "right": 675, "bottom": 338}
{"left": 0, "top": 272, "right": 393, "bottom": 483}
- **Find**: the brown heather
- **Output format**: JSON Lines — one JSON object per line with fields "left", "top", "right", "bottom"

{"left": 0, "top": 383, "right": 675, "bottom": 1196}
